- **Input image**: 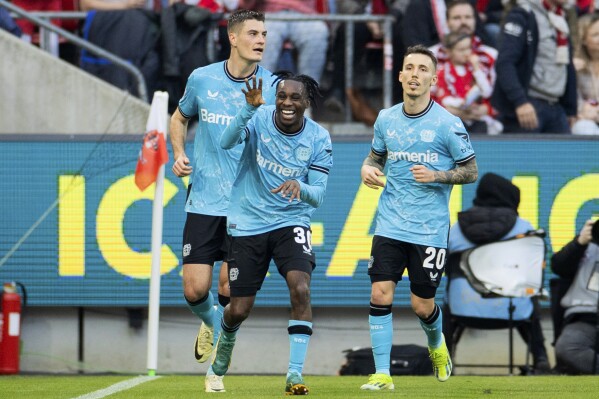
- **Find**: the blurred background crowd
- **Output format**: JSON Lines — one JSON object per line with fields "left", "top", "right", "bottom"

{"left": 2, "top": 0, "right": 599, "bottom": 135}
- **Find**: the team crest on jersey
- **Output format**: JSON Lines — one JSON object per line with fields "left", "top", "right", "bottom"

{"left": 229, "top": 267, "right": 239, "bottom": 281}
{"left": 183, "top": 244, "right": 191, "bottom": 257}
{"left": 295, "top": 146, "right": 312, "bottom": 162}
{"left": 420, "top": 130, "right": 435, "bottom": 142}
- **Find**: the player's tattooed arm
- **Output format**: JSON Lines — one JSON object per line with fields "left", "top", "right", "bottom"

{"left": 363, "top": 150, "right": 387, "bottom": 172}
{"left": 434, "top": 158, "right": 478, "bottom": 184}
{"left": 361, "top": 150, "right": 388, "bottom": 189}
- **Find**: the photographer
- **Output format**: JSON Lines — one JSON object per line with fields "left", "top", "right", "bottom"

{"left": 552, "top": 219, "right": 599, "bottom": 374}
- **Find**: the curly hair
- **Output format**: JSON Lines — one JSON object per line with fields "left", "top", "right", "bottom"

{"left": 272, "top": 71, "right": 322, "bottom": 109}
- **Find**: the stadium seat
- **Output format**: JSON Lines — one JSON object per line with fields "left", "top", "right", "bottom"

{"left": 444, "top": 232, "right": 547, "bottom": 374}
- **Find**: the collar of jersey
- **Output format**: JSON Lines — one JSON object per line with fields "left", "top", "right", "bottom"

{"left": 223, "top": 61, "right": 259, "bottom": 82}
{"left": 272, "top": 109, "right": 305, "bottom": 136}
{"left": 402, "top": 99, "right": 434, "bottom": 119}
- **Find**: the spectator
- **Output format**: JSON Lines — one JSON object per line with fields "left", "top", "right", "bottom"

{"left": 475, "top": 0, "right": 505, "bottom": 47}
{"left": 552, "top": 219, "right": 599, "bottom": 374}
{"left": 576, "top": 0, "right": 596, "bottom": 15}
{"left": 432, "top": 32, "right": 502, "bottom": 134}
{"left": 79, "top": 6, "right": 162, "bottom": 98}
{"left": 325, "top": 0, "right": 387, "bottom": 126}
{"left": 491, "top": 0, "right": 577, "bottom": 134}
{"left": 79, "top": 0, "right": 172, "bottom": 10}
{"left": 80, "top": 0, "right": 151, "bottom": 10}
{"left": 239, "top": 0, "right": 329, "bottom": 84}
{"left": 572, "top": 13, "right": 599, "bottom": 135}
{"left": 430, "top": 0, "right": 498, "bottom": 80}
{"left": 401, "top": 0, "right": 492, "bottom": 50}
{"left": 445, "top": 172, "right": 551, "bottom": 373}
{"left": 197, "top": 0, "right": 240, "bottom": 62}
{"left": 0, "top": 6, "right": 22, "bottom": 37}
{"left": 12, "top": 0, "right": 76, "bottom": 60}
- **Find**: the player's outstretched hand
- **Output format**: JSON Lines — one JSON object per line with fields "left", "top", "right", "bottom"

{"left": 271, "top": 180, "right": 301, "bottom": 202}
{"left": 361, "top": 165, "right": 385, "bottom": 189}
{"left": 172, "top": 154, "right": 192, "bottom": 177}
{"left": 242, "top": 76, "right": 265, "bottom": 107}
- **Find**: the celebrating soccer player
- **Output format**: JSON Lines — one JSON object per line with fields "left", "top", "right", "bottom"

{"left": 209, "top": 73, "right": 333, "bottom": 395}
{"left": 169, "top": 9, "right": 278, "bottom": 393}
{"left": 360, "top": 45, "right": 478, "bottom": 390}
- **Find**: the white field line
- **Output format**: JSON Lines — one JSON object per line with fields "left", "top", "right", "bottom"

{"left": 70, "top": 375, "right": 162, "bottom": 399}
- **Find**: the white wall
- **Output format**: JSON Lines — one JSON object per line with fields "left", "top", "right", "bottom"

{"left": 18, "top": 307, "right": 555, "bottom": 376}
{"left": 0, "top": 29, "right": 149, "bottom": 135}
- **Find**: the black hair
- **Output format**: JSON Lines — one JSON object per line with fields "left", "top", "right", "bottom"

{"left": 227, "top": 9, "right": 265, "bottom": 33}
{"left": 272, "top": 71, "right": 322, "bottom": 109}
{"left": 446, "top": 0, "right": 474, "bottom": 19}
{"left": 403, "top": 45, "right": 438, "bottom": 71}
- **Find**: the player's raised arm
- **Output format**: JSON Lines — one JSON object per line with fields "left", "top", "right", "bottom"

{"left": 220, "top": 77, "right": 264, "bottom": 149}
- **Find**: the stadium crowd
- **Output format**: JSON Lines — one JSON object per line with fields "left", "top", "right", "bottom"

{"left": 2, "top": 0, "right": 599, "bottom": 134}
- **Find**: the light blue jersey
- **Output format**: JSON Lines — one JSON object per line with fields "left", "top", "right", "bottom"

{"left": 178, "top": 61, "right": 277, "bottom": 216}
{"left": 222, "top": 105, "right": 333, "bottom": 236}
{"left": 372, "top": 99, "right": 475, "bottom": 248}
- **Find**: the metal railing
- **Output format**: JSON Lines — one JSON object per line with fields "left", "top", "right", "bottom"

{"left": 259, "top": 13, "right": 395, "bottom": 121}
{"left": 0, "top": 0, "right": 148, "bottom": 102}
{"left": 2, "top": 6, "right": 396, "bottom": 117}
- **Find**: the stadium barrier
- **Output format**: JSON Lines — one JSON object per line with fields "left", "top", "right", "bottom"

{"left": 1, "top": 134, "right": 597, "bottom": 308}
{"left": 5, "top": 5, "right": 395, "bottom": 119}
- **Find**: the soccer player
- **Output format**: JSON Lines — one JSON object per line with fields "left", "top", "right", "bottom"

{"left": 209, "top": 73, "right": 333, "bottom": 395}
{"left": 359, "top": 45, "right": 478, "bottom": 390}
{"left": 169, "top": 9, "right": 278, "bottom": 393}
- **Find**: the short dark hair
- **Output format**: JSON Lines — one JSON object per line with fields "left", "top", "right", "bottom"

{"left": 403, "top": 45, "right": 438, "bottom": 71}
{"left": 443, "top": 32, "right": 471, "bottom": 49}
{"left": 227, "top": 9, "right": 265, "bottom": 33}
{"left": 446, "top": 0, "right": 474, "bottom": 20}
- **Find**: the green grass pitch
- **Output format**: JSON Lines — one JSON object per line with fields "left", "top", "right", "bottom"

{"left": 1, "top": 375, "right": 598, "bottom": 398}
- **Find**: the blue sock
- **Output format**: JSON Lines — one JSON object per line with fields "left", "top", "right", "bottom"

{"left": 185, "top": 292, "right": 214, "bottom": 327}
{"left": 213, "top": 294, "right": 230, "bottom": 346}
{"left": 287, "top": 320, "right": 313, "bottom": 377}
{"left": 369, "top": 313, "right": 393, "bottom": 375}
{"left": 220, "top": 319, "right": 240, "bottom": 342}
{"left": 419, "top": 304, "right": 443, "bottom": 349}
{"left": 207, "top": 318, "right": 239, "bottom": 377}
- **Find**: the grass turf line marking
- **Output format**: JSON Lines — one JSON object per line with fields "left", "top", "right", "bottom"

{"left": 70, "top": 375, "right": 162, "bottom": 399}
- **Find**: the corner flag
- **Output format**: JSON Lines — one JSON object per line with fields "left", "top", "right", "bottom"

{"left": 138, "top": 91, "right": 169, "bottom": 377}
{"left": 135, "top": 98, "right": 169, "bottom": 191}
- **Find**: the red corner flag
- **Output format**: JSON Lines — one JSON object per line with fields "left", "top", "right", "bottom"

{"left": 135, "top": 129, "right": 169, "bottom": 191}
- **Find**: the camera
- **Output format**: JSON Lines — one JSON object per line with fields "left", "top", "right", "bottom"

{"left": 592, "top": 220, "right": 599, "bottom": 245}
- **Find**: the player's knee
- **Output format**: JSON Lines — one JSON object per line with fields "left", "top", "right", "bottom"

{"left": 228, "top": 299, "right": 253, "bottom": 322}
{"left": 290, "top": 282, "right": 311, "bottom": 305}
{"left": 410, "top": 299, "right": 435, "bottom": 319}
{"left": 182, "top": 283, "right": 209, "bottom": 303}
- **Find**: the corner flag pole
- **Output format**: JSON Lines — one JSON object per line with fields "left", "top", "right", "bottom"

{"left": 145, "top": 91, "right": 169, "bottom": 376}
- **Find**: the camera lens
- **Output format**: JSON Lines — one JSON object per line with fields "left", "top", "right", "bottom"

{"left": 592, "top": 220, "right": 599, "bottom": 245}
